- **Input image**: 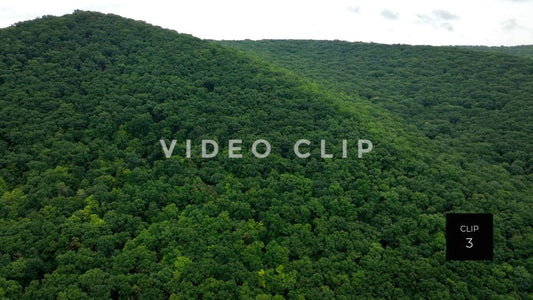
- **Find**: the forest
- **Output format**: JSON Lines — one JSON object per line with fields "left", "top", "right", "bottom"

{"left": 461, "top": 45, "right": 533, "bottom": 60}
{"left": 0, "top": 11, "right": 531, "bottom": 299}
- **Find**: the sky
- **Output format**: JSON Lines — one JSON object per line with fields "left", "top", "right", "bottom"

{"left": 1, "top": 0, "right": 532, "bottom": 46}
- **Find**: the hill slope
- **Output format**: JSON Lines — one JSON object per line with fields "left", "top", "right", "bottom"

{"left": 461, "top": 45, "right": 533, "bottom": 60}
{"left": 220, "top": 40, "right": 533, "bottom": 173}
{"left": 0, "top": 12, "right": 531, "bottom": 298}
{"left": 221, "top": 39, "right": 533, "bottom": 296}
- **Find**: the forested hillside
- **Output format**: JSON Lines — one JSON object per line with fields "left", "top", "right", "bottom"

{"left": 221, "top": 40, "right": 533, "bottom": 171}
{"left": 0, "top": 11, "right": 531, "bottom": 299}
{"left": 461, "top": 45, "right": 533, "bottom": 60}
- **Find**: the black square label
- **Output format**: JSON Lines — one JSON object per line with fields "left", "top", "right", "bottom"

{"left": 446, "top": 213, "right": 493, "bottom": 260}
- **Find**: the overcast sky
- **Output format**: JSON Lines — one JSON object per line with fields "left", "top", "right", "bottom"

{"left": 1, "top": 0, "right": 532, "bottom": 46}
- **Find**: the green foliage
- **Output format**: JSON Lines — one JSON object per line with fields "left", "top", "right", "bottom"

{"left": 0, "top": 11, "right": 530, "bottom": 299}
{"left": 462, "top": 45, "right": 533, "bottom": 60}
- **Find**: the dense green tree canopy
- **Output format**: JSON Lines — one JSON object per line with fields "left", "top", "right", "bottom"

{"left": 0, "top": 11, "right": 531, "bottom": 299}
{"left": 462, "top": 45, "right": 533, "bottom": 60}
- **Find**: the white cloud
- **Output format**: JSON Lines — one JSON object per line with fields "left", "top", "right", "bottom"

{"left": 502, "top": 18, "right": 519, "bottom": 30}
{"left": 348, "top": 6, "right": 360, "bottom": 14}
{"left": 432, "top": 10, "right": 458, "bottom": 20}
{"left": 381, "top": 9, "right": 399, "bottom": 20}
{"left": 416, "top": 9, "right": 459, "bottom": 31}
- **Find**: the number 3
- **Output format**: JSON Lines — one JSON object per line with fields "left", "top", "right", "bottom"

{"left": 466, "top": 238, "right": 473, "bottom": 248}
